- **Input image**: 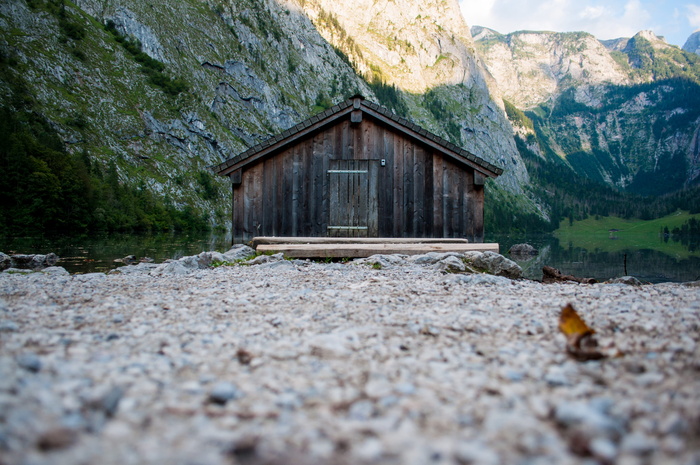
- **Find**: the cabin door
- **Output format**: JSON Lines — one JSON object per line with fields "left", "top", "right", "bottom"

{"left": 327, "top": 160, "right": 379, "bottom": 237}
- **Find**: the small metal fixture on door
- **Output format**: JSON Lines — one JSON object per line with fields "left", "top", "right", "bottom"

{"left": 327, "top": 160, "right": 379, "bottom": 237}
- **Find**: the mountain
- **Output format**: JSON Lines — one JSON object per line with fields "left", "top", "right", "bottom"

{"left": 684, "top": 31, "right": 700, "bottom": 55}
{"left": 1, "top": 0, "right": 539, "bottom": 235}
{"left": 1, "top": 0, "right": 370, "bottom": 232}
{"left": 473, "top": 27, "right": 700, "bottom": 202}
{"left": 299, "top": 0, "right": 528, "bottom": 193}
{"left": 3, "top": 0, "right": 700, "bottom": 237}
{"left": 471, "top": 26, "right": 629, "bottom": 109}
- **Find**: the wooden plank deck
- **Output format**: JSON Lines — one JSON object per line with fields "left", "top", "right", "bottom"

{"left": 251, "top": 236, "right": 470, "bottom": 247}
{"left": 255, "top": 241, "right": 500, "bottom": 259}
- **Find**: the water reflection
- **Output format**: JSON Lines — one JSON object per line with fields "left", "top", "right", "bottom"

{"left": 2, "top": 232, "right": 700, "bottom": 282}
{"left": 0, "top": 232, "right": 232, "bottom": 274}
{"left": 489, "top": 234, "right": 700, "bottom": 283}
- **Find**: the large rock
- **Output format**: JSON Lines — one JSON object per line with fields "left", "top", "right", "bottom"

{"left": 5, "top": 253, "right": 59, "bottom": 270}
{"left": 605, "top": 276, "right": 643, "bottom": 286}
{"left": 508, "top": 243, "right": 538, "bottom": 259}
{"left": 150, "top": 261, "right": 190, "bottom": 276}
{"left": 41, "top": 266, "right": 70, "bottom": 276}
{"left": 109, "top": 263, "right": 159, "bottom": 275}
{"left": 222, "top": 245, "right": 255, "bottom": 262}
{"left": 409, "top": 252, "right": 464, "bottom": 265}
{"left": 446, "top": 273, "right": 512, "bottom": 286}
{"left": 352, "top": 254, "right": 408, "bottom": 268}
{"left": 0, "top": 253, "right": 11, "bottom": 271}
{"left": 178, "top": 251, "right": 226, "bottom": 269}
{"left": 433, "top": 255, "right": 467, "bottom": 273}
{"left": 246, "top": 253, "right": 284, "bottom": 266}
{"left": 464, "top": 251, "right": 523, "bottom": 279}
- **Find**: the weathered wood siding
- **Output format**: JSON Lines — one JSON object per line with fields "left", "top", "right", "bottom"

{"left": 231, "top": 116, "right": 485, "bottom": 243}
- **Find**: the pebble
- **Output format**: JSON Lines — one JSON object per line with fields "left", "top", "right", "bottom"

{"left": 0, "top": 251, "right": 698, "bottom": 465}
{"left": 17, "top": 353, "right": 42, "bottom": 372}
{"left": 620, "top": 433, "right": 657, "bottom": 455}
{"left": 544, "top": 366, "right": 571, "bottom": 386}
{"left": 554, "top": 400, "right": 625, "bottom": 439}
{"left": 100, "top": 386, "right": 124, "bottom": 417}
{"left": 590, "top": 437, "right": 618, "bottom": 461}
{"left": 0, "top": 320, "right": 19, "bottom": 332}
{"left": 208, "top": 381, "right": 239, "bottom": 405}
{"left": 454, "top": 441, "right": 500, "bottom": 465}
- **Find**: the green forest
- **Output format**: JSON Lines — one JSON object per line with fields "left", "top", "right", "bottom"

{"left": 0, "top": 106, "right": 213, "bottom": 236}
{"left": 0, "top": 2, "right": 216, "bottom": 237}
{"left": 0, "top": 47, "right": 214, "bottom": 236}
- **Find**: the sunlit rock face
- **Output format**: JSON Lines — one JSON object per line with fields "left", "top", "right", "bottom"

{"left": 301, "top": 0, "right": 485, "bottom": 93}
{"left": 299, "top": 0, "right": 530, "bottom": 193}
{"left": 472, "top": 27, "right": 630, "bottom": 109}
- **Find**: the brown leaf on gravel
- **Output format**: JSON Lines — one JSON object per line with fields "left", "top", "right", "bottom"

{"left": 236, "top": 348, "right": 253, "bottom": 365}
{"left": 559, "top": 304, "right": 606, "bottom": 361}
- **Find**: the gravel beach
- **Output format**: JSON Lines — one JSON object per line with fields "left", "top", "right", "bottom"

{"left": 1, "top": 252, "right": 699, "bottom": 465}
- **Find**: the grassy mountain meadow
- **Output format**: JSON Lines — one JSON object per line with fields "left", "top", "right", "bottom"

{"left": 2, "top": 0, "right": 700, "bottom": 238}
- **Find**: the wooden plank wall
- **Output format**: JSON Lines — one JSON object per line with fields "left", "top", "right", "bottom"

{"left": 232, "top": 116, "right": 485, "bottom": 243}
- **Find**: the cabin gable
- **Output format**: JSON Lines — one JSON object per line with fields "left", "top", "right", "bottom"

{"left": 215, "top": 97, "right": 500, "bottom": 243}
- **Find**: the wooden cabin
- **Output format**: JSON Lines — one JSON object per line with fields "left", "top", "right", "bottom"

{"left": 213, "top": 96, "right": 503, "bottom": 243}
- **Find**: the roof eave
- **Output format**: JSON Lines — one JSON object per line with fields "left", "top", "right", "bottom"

{"left": 212, "top": 96, "right": 505, "bottom": 178}
{"left": 214, "top": 103, "right": 354, "bottom": 176}
{"left": 360, "top": 104, "right": 503, "bottom": 178}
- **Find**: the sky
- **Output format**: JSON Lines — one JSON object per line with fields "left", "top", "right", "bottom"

{"left": 459, "top": 0, "right": 700, "bottom": 48}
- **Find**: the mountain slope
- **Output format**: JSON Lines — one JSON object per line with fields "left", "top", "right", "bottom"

{"left": 0, "top": 0, "right": 372, "bottom": 232}
{"left": 300, "top": 0, "right": 528, "bottom": 193}
{"left": 474, "top": 27, "right": 700, "bottom": 198}
{"left": 529, "top": 79, "right": 700, "bottom": 196}
{"left": 2, "top": 0, "right": 541, "bottom": 235}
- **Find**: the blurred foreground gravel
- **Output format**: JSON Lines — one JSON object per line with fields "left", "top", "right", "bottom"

{"left": 1, "top": 255, "right": 699, "bottom": 465}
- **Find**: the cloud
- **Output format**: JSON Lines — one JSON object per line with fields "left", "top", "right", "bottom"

{"left": 461, "top": 0, "right": 498, "bottom": 22}
{"left": 622, "top": 0, "right": 651, "bottom": 26}
{"left": 688, "top": 4, "right": 700, "bottom": 30}
{"left": 459, "top": 0, "right": 693, "bottom": 46}
{"left": 580, "top": 6, "right": 608, "bottom": 20}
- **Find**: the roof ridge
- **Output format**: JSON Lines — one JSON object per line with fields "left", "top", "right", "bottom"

{"left": 212, "top": 97, "right": 503, "bottom": 177}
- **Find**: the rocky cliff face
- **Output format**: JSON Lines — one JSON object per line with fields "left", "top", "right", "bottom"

{"left": 1, "top": 0, "right": 534, "bottom": 227}
{"left": 472, "top": 27, "right": 630, "bottom": 109}
{"left": 304, "top": 0, "right": 484, "bottom": 93}
{"left": 299, "top": 0, "right": 528, "bottom": 193}
{"left": 1, "top": 0, "right": 373, "bottom": 223}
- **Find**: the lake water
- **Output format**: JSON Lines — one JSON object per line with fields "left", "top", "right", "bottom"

{"left": 490, "top": 233, "right": 700, "bottom": 283}
{"left": 2, "top": 231, "right": 700, "bottom": 283}
{"left": 0, "top": 232, "right": 234, "bottom": 274}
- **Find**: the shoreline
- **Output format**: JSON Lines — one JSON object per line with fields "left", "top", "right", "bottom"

{"left": 1, "top": 256, "right": 699, "bottom": 464}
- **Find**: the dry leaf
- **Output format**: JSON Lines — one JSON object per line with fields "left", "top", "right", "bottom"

{"left": 559, "top": 304, "right": 606, "bottom": 361}
{"left": 559, "top": 303, "right": 595, "bottom": 338}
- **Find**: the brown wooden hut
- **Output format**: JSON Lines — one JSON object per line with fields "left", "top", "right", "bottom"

{"left": 213, "top": 95, "right": 503, "bottom": 243}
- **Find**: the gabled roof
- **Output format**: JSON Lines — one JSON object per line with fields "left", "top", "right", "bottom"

{"left": 212, "top": 96, "right": 504, "bottom": 178}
